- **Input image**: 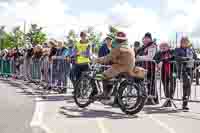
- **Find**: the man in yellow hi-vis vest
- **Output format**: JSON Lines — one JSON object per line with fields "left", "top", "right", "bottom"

{"left": 73, "top": 31, "right": 91, "bottom": 81}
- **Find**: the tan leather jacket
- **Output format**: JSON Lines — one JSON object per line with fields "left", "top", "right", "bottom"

{"left": 97, "top": 45, "right": 135, "bottom": 72}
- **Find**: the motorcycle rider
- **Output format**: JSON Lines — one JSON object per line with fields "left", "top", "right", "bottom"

{"left": 92, "top": 32, "right": 136, "bottom": 98}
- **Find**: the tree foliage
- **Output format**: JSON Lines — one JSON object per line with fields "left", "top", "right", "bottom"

{"left": 108, "top": 25, "right": 119, "bottom": 39}
{"left": 2, "top": 33, "right": 14, "bottom": 49}
{"left": 0, "top": 25, "right": 119, "bottom": 50}
{"left": 0, "top": 26, "right": 6, "bottom": 50}
{"left": 66, "top": 29, "right": 78, "bottom": 45}
{"left": 86, "top": 26, "right": 102, "bottom": 53}
{"left": 26, "top": 24, "right": 47, "bottom": 46}
{"left": 0, "top": 24, "right": 47, "bottom": 50}
{"left": 12, "top": 26, "right": 24, "bottom": 48}
{"left": 0, "top": 26, "right": 24, "bottom": 49}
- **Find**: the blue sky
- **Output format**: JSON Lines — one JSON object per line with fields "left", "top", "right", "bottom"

{"left": 64, "top": 0, "right": 161, "bottom": 15}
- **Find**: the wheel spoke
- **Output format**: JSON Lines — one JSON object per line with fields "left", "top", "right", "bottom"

{"left": 74, "top": 78, "right": 93, "bottom": 107}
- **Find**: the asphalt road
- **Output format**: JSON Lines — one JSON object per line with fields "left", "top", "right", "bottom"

{"left": 0, "top": 79, "right": 46, "bottom": 133}
{"left": 1, "top": 79, "right": 200, "bottom": 133}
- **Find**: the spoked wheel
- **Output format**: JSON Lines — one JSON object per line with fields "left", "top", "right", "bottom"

{"left": 73, "top": 77, "right": 94, "bottom": 108}
{"left": 118, "top": 81, "right": 146, "bottom": 115}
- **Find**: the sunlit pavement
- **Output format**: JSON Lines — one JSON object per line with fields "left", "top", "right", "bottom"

{"left": 0, "top": 80, "right": 36, "bottom": 133}
{"left": 1, "top": 79, "right": 200, "bottom": 133}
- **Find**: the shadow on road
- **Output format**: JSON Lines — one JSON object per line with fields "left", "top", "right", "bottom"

{"left": 143, "top": 106, "right": 181, "bottom": 114}
{"left": 1, "top": 79, "right": 25, "bottom": 89}
{"left": 17, "top": 90, "right": 35, "bottom": 96}
{"left": 1, "top": 79, "right": 70, "bottom": 100}
{"left": 168, "top": 112, "right": 200, "bottom": 121}
{"left": 37, "top": 95, "right": 72, "bottom": 102}
{"left": 59, "top": 106, "right": 138, "bottom": 120}
{"left": 143, "top": 106, "right": 200, "bottom": 121}
{"left": 16, "top": 89, "right": 44, "bottom": 96}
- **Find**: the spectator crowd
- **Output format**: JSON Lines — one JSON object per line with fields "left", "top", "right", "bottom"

{"left": 0, "top": 31, "right": 199, "bottom": 111}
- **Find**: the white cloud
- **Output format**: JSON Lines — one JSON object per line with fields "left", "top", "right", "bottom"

{"left": 1, "top": 0, "right": 200, "bottom": 43}
{"left": 0, "top": 0, "right": 70, "bottom": 39}
{"left": 160, "top": 0, "right": 200, "bottom": 39}
{"left": 0, "top": 0, "right": 109, "bottom": 39}
{"left": 0, "top": 2, "right": 9, "bottom": 8}
{"left": 106, "top": 2, "right": 162, "bottom": 42}
{"left": 0, "top": 1, "right": 166, "bottom": 42}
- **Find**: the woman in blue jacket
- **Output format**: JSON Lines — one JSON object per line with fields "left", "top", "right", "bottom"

{"left": 175, "top": 37, "right": 197, "bottom": 110}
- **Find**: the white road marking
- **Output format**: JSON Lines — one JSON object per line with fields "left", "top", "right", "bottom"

{"left": 29, "top": 91, "right": 176, "bottom": 133}
{"left": 30, "top": 98, "right": 44, "bottom": 127}
{"left": 39, "top": 124, "right": 53, "bottom": 133}
{"left": 96, "top": 118, "right": 109, "bottom": 133}
{"left": 30, "top": 97, "right": 53, "bottom": 133}
{"left": 148, "top": 115, "right": 177, "bottom": 133}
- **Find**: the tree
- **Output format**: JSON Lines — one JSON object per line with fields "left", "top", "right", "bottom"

{"left": 0, "top": 26, "right": 6, "bottom": 50}
{"left": 87, "top": 26, "right": 94, "bottom": 34}
{"left": 109, "top": 25, "right": 119, "bottom": 39}
{"left": 87, "top": 26, "right": 102, "bottom": 54}
{"left": 2, "top": 32, "right": 15, "bottom": 49}
{"left": 12, "top": 26, "right": 24, "bottom": 48}
{"left": 0, "top": 26, "right": 24, "bottom": 49}
{"left": 26, "top": 24, "right": 47, "bottom": 46}
{"left": 66, "top": 29, "right": 78, "bottom": 45}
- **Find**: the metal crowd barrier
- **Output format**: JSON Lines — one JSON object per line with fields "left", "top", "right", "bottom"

{"left": 194, "top": 60, "right": 200, "bottom": 85}
{"left": 156, "top": 60, "right": 200, "bottom": 103}
{"left": 10, "top": 58, "right": 23, "bottom": 79}
{"left": 2, "top": 55, "right": 200, "bottom": 101}
{"left": 0, "top": 56, "right": 74, "bottom": 93}
{"left": 48, "top": 57, "right": 72, "bottom": 90}
{"left": 29, "top": 56, "right": 74, "bottom": 92}
{"left": 40, "top": 56, "right": 50, "bottom": 84}
{"left": 30, "top": 58, "right": 41, "bottom": 83}
{"left": 0, "top": 58, "right": 24, "bottom": 79}
{"left": 136, "top": 59, "right": 200, "bottom": 103}
{"left": 0, "top": 58, "right": 13, "bottom": 78}
{"left": 136, "top": 59, "right": 158, "bottom": 101}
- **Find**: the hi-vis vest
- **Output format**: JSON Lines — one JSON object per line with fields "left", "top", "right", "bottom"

{"left": 76, "top": 42, "right": 90, "bottom": 64}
